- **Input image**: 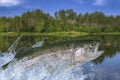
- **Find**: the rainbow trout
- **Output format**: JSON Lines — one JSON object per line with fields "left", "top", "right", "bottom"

{"left": 0, "top": 40, "right": 104, "bottom": 80}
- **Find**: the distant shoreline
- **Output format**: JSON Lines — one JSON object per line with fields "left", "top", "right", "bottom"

{"left": 0, "top": 32, "right": 120, "bottom": 37}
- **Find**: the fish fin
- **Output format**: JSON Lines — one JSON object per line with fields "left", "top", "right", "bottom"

{"left": 7, "top": 35, "right": 22, "bottom": 54}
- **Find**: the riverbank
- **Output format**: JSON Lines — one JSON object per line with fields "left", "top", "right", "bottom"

{"left": 0, "top": 32, "right": 120, "bottom": 37}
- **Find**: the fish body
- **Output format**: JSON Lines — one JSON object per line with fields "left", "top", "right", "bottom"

{"left": 16, "top": 40, "right": 103, "bottom": 62}
{"left": 0, "top": 40, "right": 104, "bottom": 80}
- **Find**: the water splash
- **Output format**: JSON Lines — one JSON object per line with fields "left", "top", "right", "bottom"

{"left": 0, "top": 36, "right": 22, "bottom": 68}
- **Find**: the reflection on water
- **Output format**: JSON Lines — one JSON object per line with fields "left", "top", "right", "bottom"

{"left": 0, "top": 35, "right": 120, "bottom": 80}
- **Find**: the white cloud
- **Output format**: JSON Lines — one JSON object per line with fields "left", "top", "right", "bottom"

{"left": 94, "top": 0, "right": 105, "bottom": 6}
{"left": 0, "top": 0, "right": 23, "bottom": 7}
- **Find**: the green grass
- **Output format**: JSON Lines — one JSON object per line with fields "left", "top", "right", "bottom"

{"left": 0, "top": 31, "right": 120, "bottom": 37}
{"left": 40, "top": 31, "right": 88, "bottom": 37}
{"left": 0, "top": 32, "right": 18, "bottom": 36}
{"left": 0, "top": 31, "right": 88, "bottom": 37}
{"left": 90, "top": 32, "right": 120, "bottom": 35}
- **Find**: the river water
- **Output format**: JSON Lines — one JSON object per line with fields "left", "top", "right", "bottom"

{"left": 0, "top": 35, "right": 120, "bottom": 80}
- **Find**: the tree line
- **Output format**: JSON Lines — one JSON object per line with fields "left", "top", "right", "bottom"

{"left": 0, "top": 9, "right": 120, "bottom": 33}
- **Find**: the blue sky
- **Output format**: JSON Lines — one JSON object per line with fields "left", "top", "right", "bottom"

{"left": 0, "top": 0, "right": 120, "bottom": 17}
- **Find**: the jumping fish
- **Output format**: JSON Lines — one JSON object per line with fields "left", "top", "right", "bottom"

{"left": 0, "top": 40, "right": 104, "bottom": 80}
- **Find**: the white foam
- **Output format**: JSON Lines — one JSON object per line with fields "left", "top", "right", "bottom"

{"left": 0, "top": 53, "right": 15, "bottom": 67}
